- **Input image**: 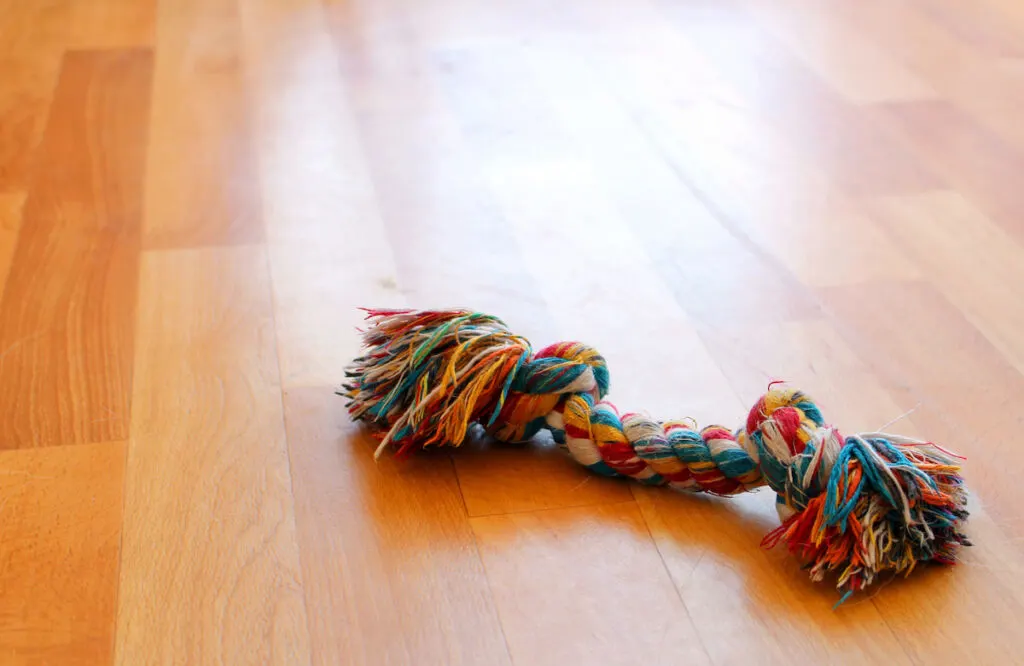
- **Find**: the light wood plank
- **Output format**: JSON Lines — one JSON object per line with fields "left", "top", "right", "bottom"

{"left": 345, "top": 62, "right": 556, "bottom": 340}
{"left": 470, "top": 502, "right": 712, "bottom": 666}
{"left": 0, "top": 442, "right": 126, "bottom": 665}
{"left": 517, "top": 34, "right": 822, "bottom": 327}
{"left": 143, "top": 0, "right": 263, "bottom": 248}
{"left": 530, "top": 4, "right": 919, "bottom": 294}
{"left": 283, "top": 388, "right": 512, "bottom": 666}
{"left": 454, "top": 439, "right": 634, "bottom": 517}
{"left": 637, "top": 426, "right": 1024, "bottom": 664}
{"left": 765, "top": 321, "right": 1024, "bottom": 663}
{"left": 436, "top": 43, "right": 742, "bottom": 424}
{"left": 332, "top": 14, "right": 642, "bottom": 516}
{"left": 3, "top": 0, "right": 1023, "bottom": 661}
{"left": 606, "top": 96, "right": 920, "bottom": 289}
{"left": 743, "top": 0, "right": 936, "bottom": 104}
{"left": 903, "top": 0, "right": 1024, "bottom": 57}
{"left": 68, "top": 0, "right": 157, "bottom": 48}
{"left": 981, "top": 0, "right": 1024, "bottom": 37}
{"left": 865, "top": 495, "right": 1024, "bottom": 664}
{"left": 115, "top": 246, "right": 311, "bottom": 665}
{"left": 433, "top": 42, "right": 759, "bottom": 517}
{"left": 312, "top": 3, "right": 634, "bottom": 515}
{"left": 0, "top": 5, "right": 65, "bottom": 192}
{"left": 554, "top": 0, "right": 744, "bottom": 110}
{"left": 666, "top": 314, "right": 1024, "bottom": 664}
{"left": 822, "top": 0, "right": 983, "bottom": 98}
{"left": 0, "top": 192, "right": 24, "bottom": 294}
{"left": 829, "top": 0, "right": 1024, "bottom": 159}
{"left": 868, "top": 191, "right": 1024, "bottom": 374}
{"left": 332, "top": 22, "right": 556, "bottom": 342}
{"left": 700, "top": 318, "right": 930, "bottom": 434}
{"left": 237, "top": 6, "right": 515, "bottom": 661}
{"left": 240, "top": 0, "right": 405, "bottom": 389}
{"left": 639, "top": 319, "right": 912, "bottom": 663}
{"left": 381, "top": 0, "right": 567, "bottom": 48}
{"left": 650, "top": 0, "right": 940, "bottom": 197}
{"left": 872, "top": 101, "right": 1024, "bottom": 243}
{"left": 0, "top": 49, "right": 152, "bottom": 448}
{"left": 818, "top": 280, "right": 1024, "bottom": 539}
{"left": 635, "top": 489, "right": 911, "bottom": 665}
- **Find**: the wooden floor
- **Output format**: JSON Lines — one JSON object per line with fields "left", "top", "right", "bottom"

{"left": 3, "top": 0, "right": 1024, "bottom": 663}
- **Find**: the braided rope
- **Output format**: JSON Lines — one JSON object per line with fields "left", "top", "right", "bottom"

{"left": 341, "top": 308, "right": 970, "bottom": 603}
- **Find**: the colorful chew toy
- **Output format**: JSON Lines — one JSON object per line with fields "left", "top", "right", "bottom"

{"left": 341, "top": 308, "right": 970, "bottom": 604}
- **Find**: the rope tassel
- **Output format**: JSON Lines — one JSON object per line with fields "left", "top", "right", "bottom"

{"left": 340, "top": 308, "right": 971, "bottom": 603}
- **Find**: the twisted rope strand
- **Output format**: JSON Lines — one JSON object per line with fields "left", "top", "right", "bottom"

{"left": 341, "top": 308, "right": 970, "bottom": 603}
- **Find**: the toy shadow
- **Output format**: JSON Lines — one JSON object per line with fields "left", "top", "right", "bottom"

{"left": 345, "top": 421, "right": 964, "bottom": 635}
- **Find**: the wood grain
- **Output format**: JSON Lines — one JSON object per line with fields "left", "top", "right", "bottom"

{"left": 0, "top": 4, "right": 65, "bottom": 192}
{"left": 743, "top": 0, "right": 936, "bottom": 104}
{"left": 651, "top": 313, "right": 1024, "bottom": 665}
{"left": 5, "top": 0, "right": 1024, "bottom": 662}
{"left": 453, "top": 439, "right": 635, "bottom": 517}
{"left": 348, "top": 48, "right": 553, "bottom": 339}
{"left": 324, "top": 0, "right": 558, "bottom": 340}
{"left": 518, "top": 35, "right": 821, "bottom": 328}
{"left": 434, "top": 42, "right": 763, "bottom": 519}
{"left": 0, "top": 442, "right": 126, "bottom": 665}
{"left": 833, "top": 0, "right": 1024, "bottom": 159}
{"left": 869, "top": 191, "right": 1024, "bottom": 374}
{"left": 0, "top": 192, "right": 24, "bottom": 294}
{"left": 873, "top": 100, "right": 1024, "bottom": 242}
{"left": 654, "top": 0, "right": 941, "bottom": 197}
{"left": 635, "top": 488, "right": 909, "bottom": 665}
{"left": 336, "top": 12, "right": 636, "bottom": 513}
{"left": 825, "top": 0, "right": 987, "bottom": 121}
{"left": 143, "top": 0, "right": 263, "bottom": 249}
{"left": 638, "top": 318, "right": 915, "bottom": 663}
{"left": 470, "top": 502, "right": 712, "bottom": 666}
{"left": 240, "top": 0, "right": 407, "bottom": 389}
{"left": 438, "top": 44, "right": 742, "bottom": 424}
{"left": 623, "top": 96, "right": 919, "bottom": 289}
{"left": 0, "top": 49, "right": 151, "bottom": 448}
{"left": 905, "top": 0, "right": 1024, "bottom": 58}
{"left": 68, "top": 0, "right": 156, "bottom": 49}
{"left": 115, "top": 247, "right": 310, "bottom": 665}
{"left": 283, "top": 388, "right": 512, "bottom": 666}
{"left": 241, "top": 10, "right": 511, "bottom": 659}
{"left": 818, "top": 280, "right": 1024, "bottom": 538}
{"left": 865, "top": 497, "right": 1024, "bottom": 664}
{"left": 699, "top": 317, "right": 929, "bottom": 433}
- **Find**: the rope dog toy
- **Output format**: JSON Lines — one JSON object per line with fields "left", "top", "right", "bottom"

{"left": 340, "top": 308, "right": 970, "bottom": 604}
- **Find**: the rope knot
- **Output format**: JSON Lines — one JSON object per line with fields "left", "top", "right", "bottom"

{"left": 743, "top": 388, "right": 842, "bottom": 513}
{"left": 489, "top": 342, "right": 609, "bottom": 443}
